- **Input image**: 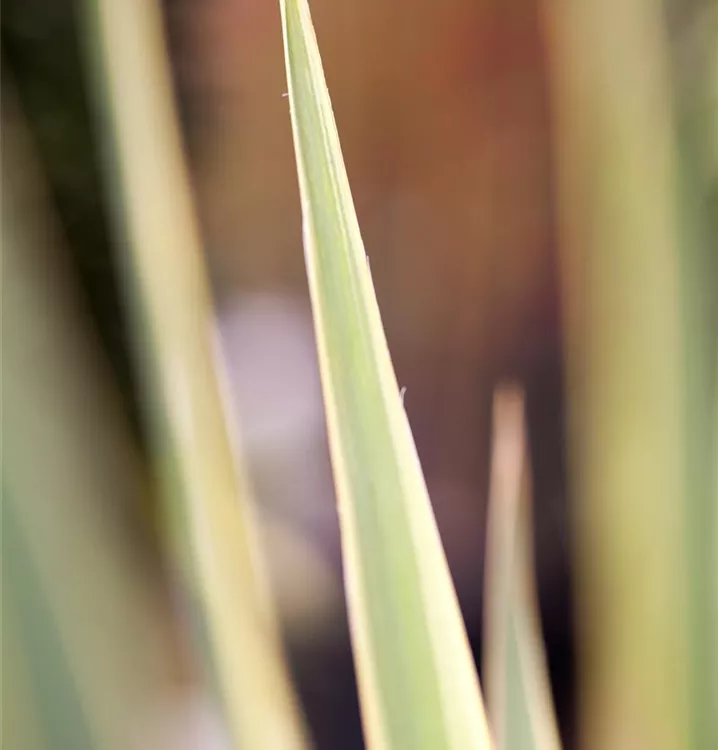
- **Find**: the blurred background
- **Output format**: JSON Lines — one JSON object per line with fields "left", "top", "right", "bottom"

{"left": 2, "top": 0, "right": 716, "bottom": 749}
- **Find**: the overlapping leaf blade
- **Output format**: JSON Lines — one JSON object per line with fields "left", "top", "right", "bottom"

{"left": 81, "top": 1, "right": 311, "bottom": 747}
{"left": 2, "top": 93, "right": 172, "bottom": 750}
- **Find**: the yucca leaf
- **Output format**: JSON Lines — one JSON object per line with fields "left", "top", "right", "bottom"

{"left": 2, "top": 563, "right": 43, "bottom": 750}
{"left": 670, "top": 12, "right": 718, "bottom": 745}
{"left": 80, "top": 1, "right": 311, "bottom": 747}
{"left": 482, "top": 386, "right": 562, "bottom": 750}
{"left": 675, "top": 129, "right": 718, "bottom": 750}
{"left": 543, "top": 2, "right": 691, "bottom": 748}
{"left": 2, "top": 91, "right": 174, "bottom": 750}
{"left": 716, "top": 342, "right": 718, "bottom": 685}
{"left": 279, "top": 2, "right": 492, "bottom": 748}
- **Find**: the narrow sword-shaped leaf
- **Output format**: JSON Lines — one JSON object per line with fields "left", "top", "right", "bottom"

{"left": 80, "top": 1, "right": 311, "bottom": 746}
{"left": 279, "top": 2, "right": 492, "bottom": 748}
{"left": 670, "top": 12, "right": 718, "bottom": 744}
{"left": 542, "top": 1, "right": 690, "bottom": 748}
{"left": 2, "top": 93, "right": 173, "bottom": 750}
{"left": 483, "top": 386, "right": 562, "bottom": 750}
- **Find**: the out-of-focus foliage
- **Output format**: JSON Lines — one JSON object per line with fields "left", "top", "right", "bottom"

{"left": 2, "top": 87, "right": 175, "bottom": 750}
{"left": 1, "top": 0, "right": 142, "bottom": 434}
{"left": 544, "top": 1, "right": 717, "bottom": 748}
{"left": 80, "top": 0, "right": 311, "bottom": 747}
{"left": 669, "top": 6, "right": 718, "bottom": 747}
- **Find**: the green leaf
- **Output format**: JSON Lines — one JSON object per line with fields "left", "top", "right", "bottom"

{"left": 545, "top": 2, "right": 691, "bottom": 748}
{"left": 482, "top": 386, "right": 562, "bottom": 750}
{"left": 671, "top": 13, "right": 718, "bottom": 745}
{"left": 279, "top": 2, "right": 492, "bottom": 748}
{"left": 79, "top": 1, "right": 311, "bottom": 747}
{"left": 2, "top": 90, "right": 174, "bottom": 750}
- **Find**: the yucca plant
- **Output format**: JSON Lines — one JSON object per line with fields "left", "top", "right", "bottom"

{"left": 5, "top": 0, "right": 716, "bottom": 748}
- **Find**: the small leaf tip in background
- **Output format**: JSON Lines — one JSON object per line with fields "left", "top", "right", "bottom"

{"left": 483, "top": 384, "right": 562, "bottom": 750}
